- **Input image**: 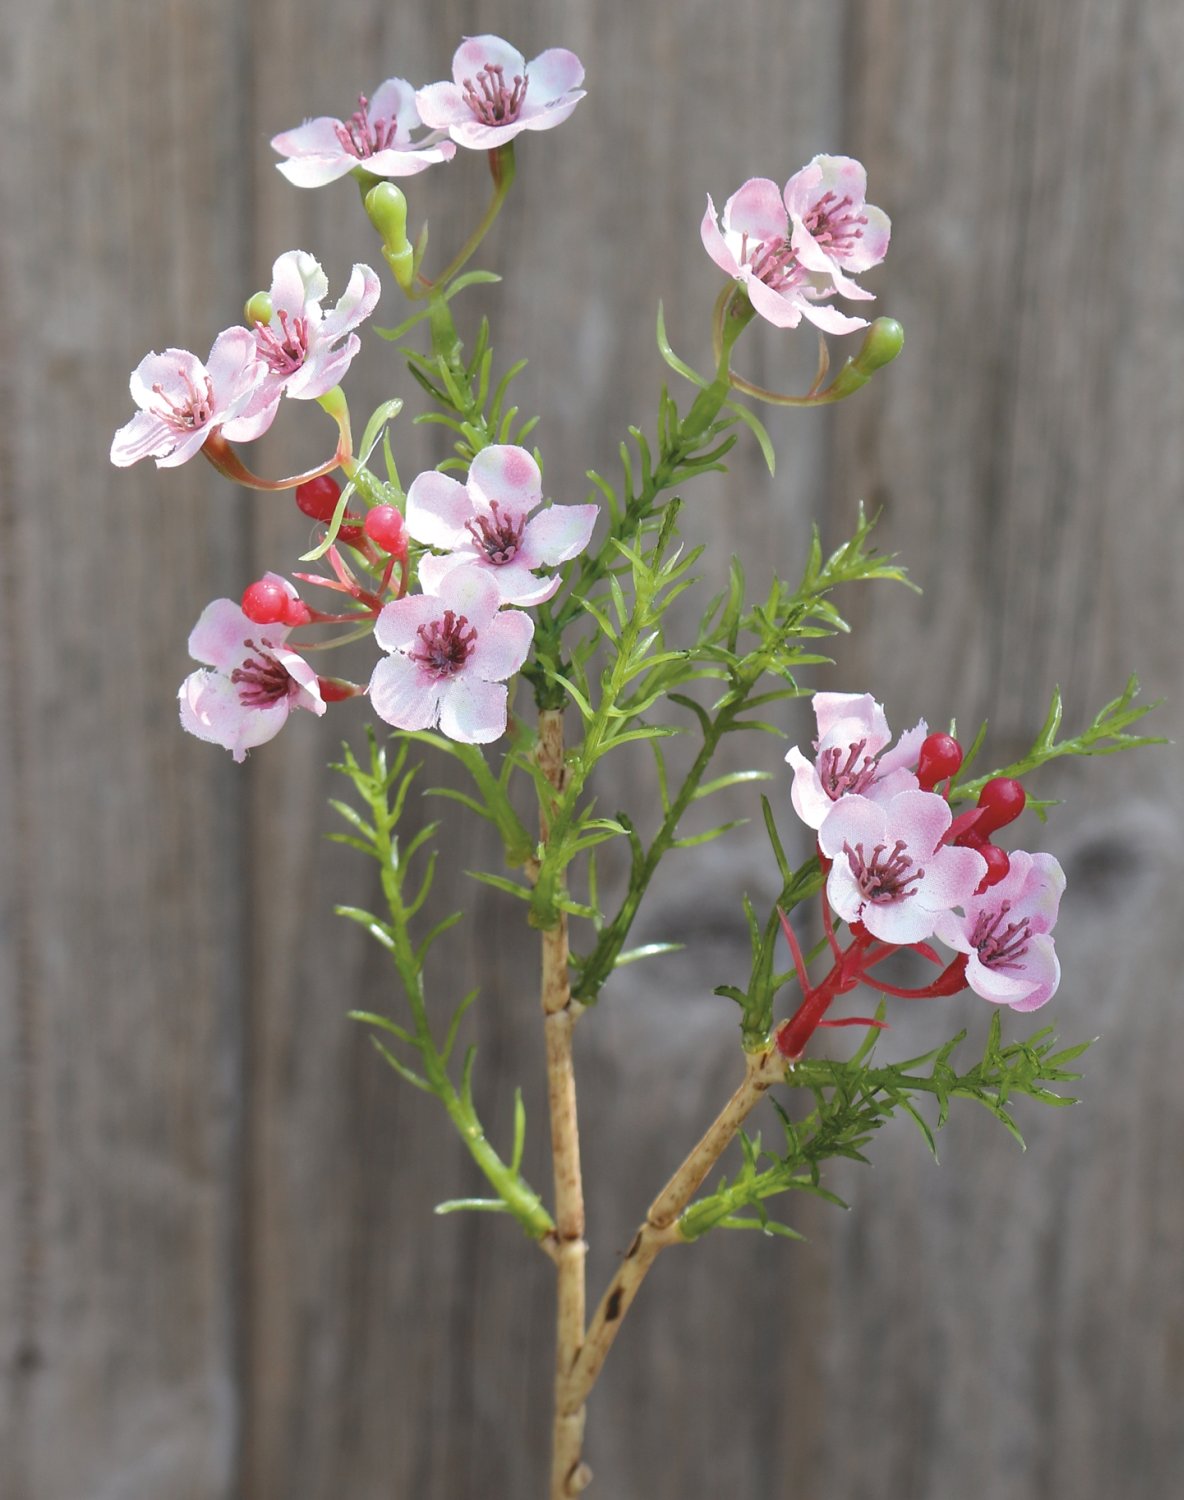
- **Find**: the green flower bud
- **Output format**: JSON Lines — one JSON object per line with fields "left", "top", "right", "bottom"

{"left": 244, "top": 290, "right": 272, "bottom": 327}
{"left": 365, "top": 183, "right": 416, "bottom": 291}
{"left": 851, "top": 317, "right": 904, "bottom": 375}
{"left": 365, "top": 182, "right": 409, "bottom": 251}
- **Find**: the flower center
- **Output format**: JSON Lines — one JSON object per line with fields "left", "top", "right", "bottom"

{"left": 253, "top": 310, "right": 310, "bottom": 376}
{"left": 410, "top": 610, "right": 478, "bottom": 678}
{"left": 231, "top": 643, "right": 296, "bottom": 708}
{"left": 334, "top": 94, "right": 400, "bottom": 158}
{"left": 462, "top": 64, "right": 529, "bottom": 125}
{"left": 151, "top": 370, "right": 216, "bottom": 432}
{"left": 738, "top": 231, "right": 806, "bottom": 294}
{"left": 843, "top": 839, "right": 925, "bottom": 904}
{"left": 800, "top": 191, "right": 867, "bottom": 259}
{"left": 970, "top": 903, "right": 1032, "bottom": 970}
{"left": 818, "top": 738, "right": 878, "bottom": 801}
{"left": 465, "top": 500, "right": 525, "bottom": 565}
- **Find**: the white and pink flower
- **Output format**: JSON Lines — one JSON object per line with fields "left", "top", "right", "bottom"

{"left": 416, "top": 36, "right": 585, "bottom": 150}
{"left": 934, "top": 851, "right": 1065, "bottom": 1011}
{"left": 405, "top": 445, "right": 597, "bottom": 606}
{"left": 787, "top": 692, "right": 927, "bottom": 831}
{"left": 241, "top": 251, "right": 381, "bottom": 434}
{"left": 369, "top": 566, "right": 533, "bottom": 744}
{"left": 110, "top": 327, "right": 266, "bottom": 468}
{"left": 701, "top": 158, "right": 888, "bottom": 333}
{"left": 179, "top": 579, "right": 325, "bottom": 761}
{"left": 818, "top": 789, "right": 987, "bottom": 946}
{"left": 271, "top": 79, "right": 456, "bottom": 188}
{"left": 783, "top": 155, "right": 891, "bottom": 301}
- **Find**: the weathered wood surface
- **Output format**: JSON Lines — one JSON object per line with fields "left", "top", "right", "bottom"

{"left": 2, "top": 2, "right": 1181, "bottom": 1498}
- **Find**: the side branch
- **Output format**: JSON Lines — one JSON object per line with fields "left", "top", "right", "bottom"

{"left": 567, "top": 1046, "right": 784, "bottom": 1410}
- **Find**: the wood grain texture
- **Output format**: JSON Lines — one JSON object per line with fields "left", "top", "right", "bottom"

{"left": 3, "top": 1, "right": 1181, "bottom": 1498}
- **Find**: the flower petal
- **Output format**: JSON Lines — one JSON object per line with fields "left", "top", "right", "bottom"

{"left": 437, "top": 676, "right": 509, "bottom": 744}
{"left": 405, "top": 472, "right": 474, "bottom": 547}
{"left": 468, "top": 444, "right": 541, "bottom": 512}
{"left": 519, "top": 503, "right": 598, "bottom": 566}
{"left": 468, "top": 607, "right": 534, "bottom": 681}
{"left": 724, "top": 178, "right": 789, "bottom": 243}
{"left": 452, "top": 34, "right": 527, "bottom": 86}
{"left": 524, "top": 47, "right": 585, "bottom": 101}
{"left": 369, "top": 652, "right": 441, "bottom": 731}
{"left": 317, "top": 263, "right": 381, "bottom": 343}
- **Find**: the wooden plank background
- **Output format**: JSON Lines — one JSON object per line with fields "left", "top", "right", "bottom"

{"left": 3, "top": 1, "right": 1181, "bottom": 1497}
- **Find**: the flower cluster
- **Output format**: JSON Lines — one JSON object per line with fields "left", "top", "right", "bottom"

{"left": 271, "top": 35, "right": 585, "bottom": 184}
{"left": 777, "top": 693, "right": 1065, "bottom": 1057}
{"left": 702, "top": 156, "right": 891, "bottom": 332}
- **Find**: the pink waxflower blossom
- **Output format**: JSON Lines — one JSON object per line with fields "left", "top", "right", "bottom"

{"left": 416, "top": 35, "right": 585, "bottom": 150}
{"left": 239, "top": 251, "right": 381, "bottom": 438}
{"left": 270, "top": 79, "right": 456, "bottom": 188}
{"left": 787, "top": 692, "right": 927, "bottom": 831}
{"left": 700, "top": 163, "right": 887, "bottom": 334}
{"left": 818, "top": 790, "right": 987, "bottom": 946}
{"left": 369, "top": 566, "right": 533, "bottom": 744}
{"left": 783, "top": 155, "right": 891, "bottom": 301}
{"left": 110, "top": 327, "right": 266, "bottom": 468}
{"left": 179, "top": 578, "right": 325, "bottom": 761}
{"left": 934, "top": 851, "right": 1066, "bottom": 1011}
{"left": 405, "top": 445, "right": 597, "bottom": 606}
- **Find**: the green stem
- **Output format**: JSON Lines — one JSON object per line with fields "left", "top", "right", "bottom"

{"left": 418, "top": 143, "right": 517, "bottom": 295}
{"left": 367, "top": 767, "right": 554, "bottom": 1240}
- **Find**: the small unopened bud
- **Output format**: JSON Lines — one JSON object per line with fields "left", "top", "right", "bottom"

{"left": 295, "top": 474, "right": 364, "bottom": 544}
{"left": 974, "top": 777, "right": 1027, "bottom": 836}
{"left": 916, "top": 732, "right": 963, "bottom": 791}
{"left": 363, "top": 504, "right": 407, "bottom": 555}
{"left": 852, "top": 317, "right": 905, "bottom": 376}
{"left": 242, "top": 578, "right": 310, "bottom": 627}
{"left": 365, "top": 183, "right": 415, "bottom": 291}
{"left": 244, "top": 291, "right": 273, "bottom": 327}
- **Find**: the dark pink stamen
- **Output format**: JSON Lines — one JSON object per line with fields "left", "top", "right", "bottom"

{"left": 818, "top": 738, "right": 878, "bottom": 801}
{"left": 254, "top": 309, "right": 309, "bottom": 375}
{"left": 409, "top": 610, "right": 477, "bottom": 678}
{"left": 843, "top": 838, "right": 925, "bottom": 904}
{"left": 971, "top": 902, "right": 1032, "bottom": 970}
{"left": 462, "top": 64, "right": 529, "bottom": 125}
{"left": 151, "top": 371, "right": 215, "bottom": 432}
{"left": 465, "top": 500, "right": 525, "bottom": 565}
{"left": 333, "top": 94, "right": 401, "bottom": 158}
{"left": 738, "top": 229, "right": 807, "bottom": 294}
{"left": 801, "top": 190, "right": 866, "bottom": 257}
{"left": 231, "top": 642, "right": 295, "bottom": 708}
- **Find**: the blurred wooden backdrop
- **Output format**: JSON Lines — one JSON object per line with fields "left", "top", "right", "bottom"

{"left": 2, "top": 1, "right": 1182, "bottom": 1497}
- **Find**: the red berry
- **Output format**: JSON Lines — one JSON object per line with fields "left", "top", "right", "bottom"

{"left": 241, "top": 578, "right": 291, "bottom": 624}
{"left": 916, "top": 732, "right": 963, "bottom": 791}
{"left": 296, "top": 474, "right": 364, "bottom": 544}
{"left": 975, "top": 777, "right": 1026, "bottom": 835}
{"left": 363, "top": 504, "right": 408, "bottom": 555}
{"left": 295, "top": 474, "right": 341, "bottom": 523}
{"left": 974, "top": 843, "right": 1011, "bottom": 893}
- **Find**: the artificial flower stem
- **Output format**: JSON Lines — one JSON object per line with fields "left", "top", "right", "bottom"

{"left": 200, "top": 431, "right": 347, "bottom": 492}
{"left": 535, "top": 709, "right": 590, "bottom": 1500}
{"left": 567, "top": 1045, "right": 785, "bottom": 1411}
{"left": 417, "top": 142, "right": 517, "bottom": 295}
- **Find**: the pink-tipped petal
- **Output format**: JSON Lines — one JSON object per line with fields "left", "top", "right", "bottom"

{"left": 468, "top": 607, "right": 534, "bottom": 681}
{"left": 406, "top": 472, "right": 475, "bottom": 547}
{"left": 524, "top": 47, "right": 585, "bottom": 99}
{"left": 724, "top": 178, "right": 790, "bottom": 243}
{"left": 318, "top": 263, "right": 381, "bottom": 342}
{"left": 468, "top": 444, "right": 542, "bottom": 511}
{"left": 438, "top": 676, "right": 509, "bottom": 744}
{"left": 369, "top": 652, "right": 441, "bottom": 731}
{"left": 701, "top": 197, "right": 742, "bottom": 277}
{"left": 520, "top": 503, "right": 598, "bottom": 566}
{"left": 452, "top": 34, "right": 527, "bottom": 85}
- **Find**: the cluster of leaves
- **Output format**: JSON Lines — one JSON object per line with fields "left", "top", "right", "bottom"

{"left": 949, "top": 674, "right": 1165, "bottom": 818}
{"left": 679, "top": 1012, "right": 1092, "bottom": 1241}
{"left": 331, "top": 732, "right": 553, "bottom": 1239}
